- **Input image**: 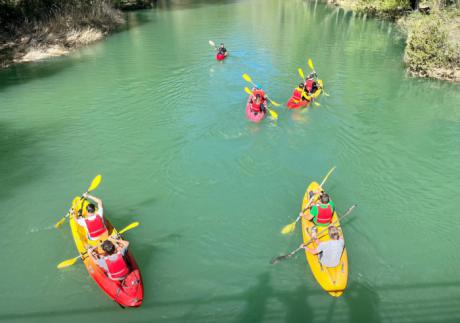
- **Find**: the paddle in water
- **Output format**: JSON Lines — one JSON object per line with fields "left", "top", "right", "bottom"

{"left": 242, "top": 73, "right": 281, "bottom": 107}
{"left": 57, "top": 221, "right": 140, "bottom": 269}
{"left": 244, "top": 87, "right": 278, "bottom": 120}
{"left": 54, "top": 175, "right": 102, "bottom": 229}
{"left": 271, "top": 204, "right": 357, "bottom": 264}
{"left": 281, "top": 166, "right": 336, "bottom": 234}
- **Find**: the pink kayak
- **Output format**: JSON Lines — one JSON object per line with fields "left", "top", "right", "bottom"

{"left": 245, "top": 95, "right": 266, "bottom": 123}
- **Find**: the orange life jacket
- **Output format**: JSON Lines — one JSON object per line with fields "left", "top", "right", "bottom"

{"left": 306, "top": 79, "right": 315, "bottom": 92}
{"left": 105, "top": 253, "right": 130, "bottom": 280}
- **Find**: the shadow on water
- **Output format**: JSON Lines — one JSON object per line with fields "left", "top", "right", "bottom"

{"left": 278, "top": 284, "right": 313, "bottom": 323}
{"left": 2, "top": 276, "right": 460, "bottom": 322}
{"left": 344, "top": 281, "right": 381, "bottom": 323}
{"left": 237, "top": 272, "right": 273, "bottom": 323}
{"left": 154, "top": 0, "right": 241, "bottom": 10}
{"left": 0, "top": 122, "right": 46, "bottom": 199}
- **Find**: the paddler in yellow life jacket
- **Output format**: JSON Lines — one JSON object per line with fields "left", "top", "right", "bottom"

{"left": 73, "top": 193, "right": 109, "bottom": 242}
{"left": 291, "top": 83, "right": 311, "bottom": 103}
{"left": 300, "top": 191, "right": 335, "bottom": 228}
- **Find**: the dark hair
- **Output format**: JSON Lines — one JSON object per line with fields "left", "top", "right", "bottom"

{"left": 220, "top": 43, "right": 224, "bottom": 46}
{"left": 329, "top": 226, "right": 339, "bottom": 240}
{"left": 86, "top": 203, "right": 96, "bottom": 213}
{"left": 320, "top": 194, "right": 330, "bottom": 204}
{"left": 102, "top": 240, "right": 116, "bottom": 255}
{"left": 299, "top": 83, "right": 304, "bottom": 88}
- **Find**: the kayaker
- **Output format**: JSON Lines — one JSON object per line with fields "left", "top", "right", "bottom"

{"left": 292, "top": 83, "right": 310, "bottom": 103}
{"left": 75, "top": 193, "right": 108, "bottom": 241}
{"left": 249, "top": 88, "right": 267, "bottom": 114}
{"left": 300, "top": 192, "right": 335, "bottom": 227}
{"left": 305, "top": 72, "right": 319, "bottom": 95}
{"left": 94, "top": 237, "right": 130, "bottom": 281}
{"left": 218, "top": 43, "right": 228, "bottom": 57}
{"left": 301, "top": 226, "right": 344, "bottom": 268}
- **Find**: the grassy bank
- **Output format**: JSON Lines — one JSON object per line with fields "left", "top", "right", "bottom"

{"left": 326, "top": 0, "right": 460, "bottom": 82}
{"left": 0, "top": 0, "right": 154, "bottom": 68}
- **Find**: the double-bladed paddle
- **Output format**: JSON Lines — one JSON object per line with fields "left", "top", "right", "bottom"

{"left": 54, "top": 175, "right": 102, "bottom": 229}
{"left": 271, "top": 204, "right": 357, "bottom": 264}
{"left": 281, "top": 166, "right": 336, "bottom": 234}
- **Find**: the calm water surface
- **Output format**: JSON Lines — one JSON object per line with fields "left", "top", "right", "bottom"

{"left": 1, "top": 0, "right": 459, "bottom": 322}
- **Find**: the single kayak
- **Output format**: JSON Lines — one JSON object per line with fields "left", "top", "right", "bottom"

{"left": 300, "top": 181, "right": 348, "bottom": 297}
{"left": 245, "top": 94, "right": 266, "bottom": 123}
{"left": 216, "top": 53, "right": 228, "bottom": 61}
{"left": 68, "top": 197, "right": 144, "bottom": 307}
{"left": 286, "top": 79, "right": 324, "bottom": 109}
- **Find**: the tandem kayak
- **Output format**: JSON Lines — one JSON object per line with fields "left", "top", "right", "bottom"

{"left": 216, "top": 53, "right": 228, "bottom": 61}
{"left": 286, "top": 79, "right": 324, "bottom": 109}
{"left": 69, "top": 197, "right": 143, "bottom": 307}
{"left": 245, "top": 94, "right": 266, "bottom": 123}
{"left": 300, "top": 181, "right": 348, "bottom": 297}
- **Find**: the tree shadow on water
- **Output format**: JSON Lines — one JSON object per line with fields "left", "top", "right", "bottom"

{"left": 0, "top": 123, "right": 47, "bottom": 199}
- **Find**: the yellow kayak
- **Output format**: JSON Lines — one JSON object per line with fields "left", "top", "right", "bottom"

{"left": 300, "top": 181, "right": 348, "bottom": 297}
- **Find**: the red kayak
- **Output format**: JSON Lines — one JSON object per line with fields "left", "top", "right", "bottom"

{"left": 216, "top": 53, "right": 228, "bottom": 61}
{"left": 286, "top": 97, "right": 309, "bottom": 109}
{"left": 69, "top": 197, "right": 143, "bottom": 307}
{"left": 245, "top": 95, "right": 266, "bottom": 123}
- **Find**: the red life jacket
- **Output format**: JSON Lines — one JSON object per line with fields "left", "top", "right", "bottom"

{"left": 84, "top": 215, "right": 107, "bottom": 239}
{"left": 251, "top": 89, "right": 266, "bottom": 112}
{"left": 306, "top": 79, "right": 315, "bottom": 92}
{"left": 316, "top": 203, "right": 333, "bottom": 224}
{"left": 104, "top": 253, "right": 130, "bottom": 280}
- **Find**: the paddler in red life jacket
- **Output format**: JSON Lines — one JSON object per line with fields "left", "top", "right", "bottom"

{"left": 75, "top": 193, "right": 108, "bottom": 241}
{"left": 249, "top": 88, "right": 267, "bottom": 114}
{"left": 94, "top": 238, "right": 130, "bottom": 281}
{"left": 300, "top": 192, "right": 335, "bottom": 227}
{"left": 305, "top": 72, "right": 319, "bottom": 95}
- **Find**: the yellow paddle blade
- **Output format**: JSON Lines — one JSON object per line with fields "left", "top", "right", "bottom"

{"left": 119, "top": 221, "right": 140, "bottom": 235}
{"left": 308, "top": 58, "right": 314, "bottom": 71}
{"left": 244, "top": 87, "right": 253, "bottom": 96}
{"left": 57, "top": 256, "right": 80, "bottom": 269}
{"left": 298, "top": 68, "right": 305, "bottom": 80}
{"left": 268, "top": 108, "right": 278, "bottom": 120}
{"left": 242, "top": 73, "right": 252, "bottom": 84}
{"left": 54, "top": 216, "right": 67, "bottom": 229}
{"left": 88, "top": 174, "right": 102, "bottom": 192}
{"left": 208, "top": 40, "right": 216, "bottom": 47}
{"left": 281, "top": 221, "right": 297, "bottom": 234}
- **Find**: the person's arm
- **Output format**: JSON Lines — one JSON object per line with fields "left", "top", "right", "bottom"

{"left": 83, "top": 193, "right": 103, "bottom": 211}
{"left": 300, "top": 243, "right": 319, "bottom": 255}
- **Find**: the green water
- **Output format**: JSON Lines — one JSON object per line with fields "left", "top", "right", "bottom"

{"left": 1, "top": 0, "right": 460, "bottom": 322}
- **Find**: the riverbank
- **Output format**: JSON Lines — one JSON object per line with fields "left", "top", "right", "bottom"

{"left": 0, "top": 0, "right": 154, "bottom": 68}
{"left": 326, "top": 0, "right": 460, "bottom": 82}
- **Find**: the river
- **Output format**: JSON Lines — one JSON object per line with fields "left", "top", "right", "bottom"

{"left": 1, "top": 0, "right": 460, "bottom": 322}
